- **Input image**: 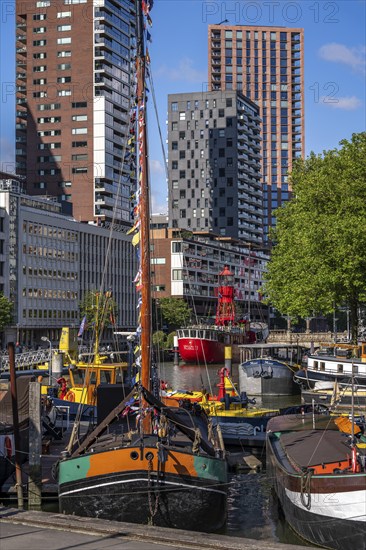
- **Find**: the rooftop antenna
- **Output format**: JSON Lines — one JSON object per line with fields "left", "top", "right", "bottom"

{"left": 216, "top": 19, "right": 229, "bottom": 25}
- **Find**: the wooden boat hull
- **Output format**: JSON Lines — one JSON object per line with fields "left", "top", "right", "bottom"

{"left": 266, "top": 423, "right": 366, "bottom": 549}
{"left": 58, "top": 443, "right": 228, "bottom": 532}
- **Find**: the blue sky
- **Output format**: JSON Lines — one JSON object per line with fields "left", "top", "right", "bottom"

{"left": 1, "top": 1, "right": 365, "bottom": 213}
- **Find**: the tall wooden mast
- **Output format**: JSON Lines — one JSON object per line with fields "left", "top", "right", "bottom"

{"left": 136, "top": 0, "right": 151, "bottom": 392}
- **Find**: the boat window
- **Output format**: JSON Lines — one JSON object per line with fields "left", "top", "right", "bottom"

{"left": 71, "top": 369, "right": 85, "bottom": 384}
{"left": 352, "top": 365, "right": 359, "bottom": 374}
{"left": 313, "top": 361, "right": 318, "bottom": 370}
{"left": 89, "top": 370, "right": 97, "bottom": 384}
{"left": 319, "top": 362, "right": 325, "bottom": 371}
{"left": 100, "top": 370, "right": 112, "bottom": 384}
{"left": 337, "top": 364, "right": 343, "bottom": 373}
{"left": 116, "top": 370, "right": 124, "bottom": 384}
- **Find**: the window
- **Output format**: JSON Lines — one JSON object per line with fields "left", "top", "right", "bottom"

{"left": 72, "top": 141, "right": 87, "bottom": 147}
{"left": 171, "top": 102, "right": 178, "bottom": 111}
{"left": 58, "top": 90, "right": 71, "bottom": 96}
{"left": 171, "top": 122, "right": 177, "bottom": 131}
{"left": 72, "top": 102, "right": 87, "bottom": 108}
{"left": 57, "top": 76, "right": 71, "bottom": 83}
{"left": 33, "top": 91, "right": 47, "bottom": 98}
{"left": 57, "top": 51, "right": 71, "bottom": 57}
{"left": 57, "top": 25, "right": 71, "bottom": 31}
{"left": 33, "top": 52, "right": 47, "bottom": 59}
{"left": 33, "top": 78, "right": 47, "bottom": 85}
{"left": 172, "top": 242, "right": 182, "bottom": 253}
{"left": 72, "top": 167, "right": 87, "bottom": 173}
{"left": 33, "top": 65, "right": 47, "bottom": 72}
{"left": 57, "top": 63, "right": 71, "bottom": 70}
{"left": 71, "top": 114, "right": 87, "bottom": 121}
{"left": 218, "top": 109, "right": 225, "bottom": 117}
{"left": 38, "top": 103, "right": 61, "bottom": 111}
{"left": 33, "top": 39, "right": 47, "bottom": 46}
{"left": 37, "top": 116, "right": 61, "bottom": 123}
{"left": 171, "top": 141, "right": 178, "bottom": 150}
{"left": 57, "top": 11, "right": 72, "bottom": 17}
{"left": 172, "top": 269, "right": 182, "bottom": 280}
{"left": 36, "top": 1, "right": 50, "bottom": 6}
{"left": 179, "top": 112, "right": 186, "bottom": 121}
{"left": 33, "top": 14, "right": 46, "bottom": 20}
{"left": 33, "top": 27, "right": 46, "bottom": 33}
{"left": 57, "top": 37, "right": 71, "bottom": 45}
{"left": 72, "top": 127, "right": 87, "bottom": 134}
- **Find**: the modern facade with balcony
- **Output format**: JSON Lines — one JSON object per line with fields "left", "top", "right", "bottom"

{"left": 167, "top": 91, "right": 263, "bottom": 245}
{"left": 15, "top": 0, "right": 136, "bottom": 226}
{"left": 208, "top": 25, "right": 305, "bottom": 240}
{"left": 151, "top": 228, "right": 269, "bottom": 323}
{"left": 0, "top": 175, "right": 137, "bottom": 346}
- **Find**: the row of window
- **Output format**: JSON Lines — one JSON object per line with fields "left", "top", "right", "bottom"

{"left": 213, "top": 30, "right": 300, "bottom": 41}
{"left": 23, "top": 266, "right": 78, "bottom": 279}
{"left": 37, "top": 115, "right": 86, "bottom": 123}
{"left": 22, "top": 308, "right": 78, "bottom": 319}
{"left": 37, "top": 102, "right": 86, "bottom": 112}
{"left": 23, "top": 245, "right": 77, "bottom": 261}
{"left": 23, "top": 288, "right": 78, "bottom": 299}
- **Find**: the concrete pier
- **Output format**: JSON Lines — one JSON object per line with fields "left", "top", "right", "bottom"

{"left": 0, "top": 507, "right": 317, "bottom": 550}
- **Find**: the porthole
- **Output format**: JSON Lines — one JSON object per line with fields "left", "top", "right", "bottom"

{"left": 130, "top": 451, "right": 139, "bottom": 460}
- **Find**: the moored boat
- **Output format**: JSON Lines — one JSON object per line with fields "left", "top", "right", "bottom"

{"left": 238, "top": 343, "right": 303, "bottom": 396}
{"left": 266, "top": 413, "right": 366, "bottom": 549}
{"left": 177, "top": 265, "right": 268, "bottom": 364}
{"left": 57, "top": 2, "right": 228, "bottom": 532}
{"left": 294, "top": 342, "right": 366, "bottom": 392}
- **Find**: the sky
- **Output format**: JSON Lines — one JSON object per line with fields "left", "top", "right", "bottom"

{"left": 1, "top": 0, "right": 365, "bottom": 214}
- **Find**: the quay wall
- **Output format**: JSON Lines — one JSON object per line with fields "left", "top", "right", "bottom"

{"left": 0, "top": 508, "right": 317, "bottom": 550}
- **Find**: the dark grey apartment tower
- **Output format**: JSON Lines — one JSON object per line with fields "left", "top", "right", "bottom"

{"left": 167, "top": 91, "right": 263, "bottom": 245}
{"left": 208, "top": 25, "right": 304, "bottom": 240}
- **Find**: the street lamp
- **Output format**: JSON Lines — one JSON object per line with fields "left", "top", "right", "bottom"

{"left": 41, "top": 336, "right": 52, "bottom": 378}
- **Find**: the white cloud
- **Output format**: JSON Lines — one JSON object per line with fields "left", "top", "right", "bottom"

{"left": 150, "top": 159, "right": 165, "bottom": 175}
{"left": 156, "top": 57, "right": 206, "bottom": 83}
{"left": 320, "top": 95, "right": 362, "bottom": 110}
{"left": 319, "top": 43, "right": 366, "bottom": 74}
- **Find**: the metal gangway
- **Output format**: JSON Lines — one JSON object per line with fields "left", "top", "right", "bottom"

{"left": 0, "top": 348, "right": 52, "bottom": 374}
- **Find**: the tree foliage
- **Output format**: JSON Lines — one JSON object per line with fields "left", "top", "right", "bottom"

{"left": 158, "top": 298, "right": 191, "bottom": 330}
{"left": 263, "top": 132, "right": 366, "bottom": 342}
{"left": 79, "top": 290, "right": 118, "bottom": 330}
{"left": 0, "top": 293, "right": 13, "bottom": 331}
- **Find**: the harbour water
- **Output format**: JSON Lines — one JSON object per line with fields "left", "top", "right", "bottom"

{"left": 158, "top": 361, "right": 308, "bottom": 546}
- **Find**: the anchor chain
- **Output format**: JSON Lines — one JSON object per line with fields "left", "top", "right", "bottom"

{"left": 147, "top": 454, "right": 159, "bottom": 523}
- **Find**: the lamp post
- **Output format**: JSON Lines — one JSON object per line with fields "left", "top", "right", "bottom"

{"left": 41, "top": 336, "right": 52, "bottom": 378}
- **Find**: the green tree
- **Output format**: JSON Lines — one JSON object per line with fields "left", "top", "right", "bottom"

{"left": 263, "top": 132, "right": 366, "bottom": 343}
{"left": 152, "top": 330, "right": 166, "bottom": 348}
{"left": 0, "top": 293, "right": 13, "bottom": 332}
{"left": 158, "top": 298, "right": 191, "bottom": 330}
{"left": 79, "top": 290, "right": 118, "bottom": 330}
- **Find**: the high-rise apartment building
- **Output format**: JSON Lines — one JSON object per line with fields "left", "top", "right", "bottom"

{"left": 16, "top": 0, "right": 136, "bottom": 226}
{"left": 168, "top": 91, "right": 263, "bottom": 245}
{"left": 208, "top": 25, "right": 304, "bottom": 239}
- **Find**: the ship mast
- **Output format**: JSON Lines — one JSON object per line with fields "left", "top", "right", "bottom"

{"left": 136, "top": 0, "right": 152, "bottom": 393}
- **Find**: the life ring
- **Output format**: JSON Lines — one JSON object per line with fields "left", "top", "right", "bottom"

{"left": 4, "top": 436, "right": 12, "bottom": 458}
{"left": 65, "top": 390, "right": 75, "bottom": 402}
